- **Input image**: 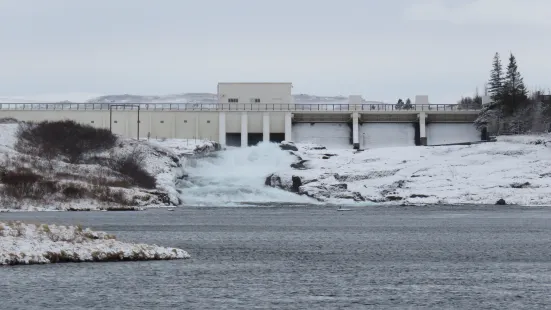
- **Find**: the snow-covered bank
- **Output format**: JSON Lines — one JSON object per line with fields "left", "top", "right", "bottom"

{"left": 0, "top": 122, "right": 219, "bottom": 211}
{"left": 0, "top": 221, "right": 189, "bottom": 265}
{"left": 267, "top": 137, "right": 551, "bottom": 206}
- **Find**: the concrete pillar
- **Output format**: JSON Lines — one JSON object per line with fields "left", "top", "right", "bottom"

{"left": 148, "top": 113, "right": 152, "bottom": 139}
{"left": 352, "top": 112, "right": 359, "bottom": 149}
{"left": 284, "top": 112, "right": 293, "bottom": 141}
{"left": 241, "top": 112, "right": 248, "bottom": 147}
{"left": 172, "top": 114, "right": 176, "bottom": 138}
{"left": 218, "top": 112, "right": 226, "bottom": 147}
{"left": 263, "top": 112, "right": 270, "bottom": 143}
{"left": 419, "top": 112, "right": 427, "bottom": 146}
{"left": 195, "top": 114, "right": 200, "bottom": 140}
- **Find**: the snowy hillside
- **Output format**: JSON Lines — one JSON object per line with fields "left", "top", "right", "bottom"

{"left": 0, "top": 93, "right": 104, "bottom": 104}
{"left": 0, "top": 92, "right": 381, "bottom": 104}
{"left": 0, "top": 122, "right": 218, "bottom": 212}
{"left": 267, "top": 136, "right": 551, "bottom": 206}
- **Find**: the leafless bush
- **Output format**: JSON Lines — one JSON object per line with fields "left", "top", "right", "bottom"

{"left": 110, "top": 148, "right": 156, "bottom": 189}
{"left": 15, "top": 120, "right": 118, "bottom": 163}
{"left": 0, "top": 168, "right": 56, "bottom": 199}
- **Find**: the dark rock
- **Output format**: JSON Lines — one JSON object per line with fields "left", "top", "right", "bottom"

{"left": 352, "top": 192, "right": 365, "bottom": 201}
{"left": 291, "top": 176, "right": 302, "bottom": 192}
{"left": 288, "top": 151, "right": 303, "bottom": 161}
{"left": 334, "top": 191, "right": 365, "bottom": 201}
{"left": 393, "top": 180, "right": 406, "bottom": 188}
{"left": 291, "top": 160, "right": 309, "bottom": 170}
{"left": 152, "top": 148, "right": 180, "bottom": 165}
{"left": 385, "top": 195, "right": 403, "bottom": 201}
{"left": 302, "top": 178, "right": 318, "bottom": 185}
{"left": 194, "top": 143, "right": 218, "bottom": 155}
{"left": 495, "top": 198, "right": 507, "bottom": 205}
{"left": 410, "top": 194, "right": 430, "bottom": 198}
{"left": 299, "top": 186, "right": 331, "bottom": 200}
{"left": 176, "top": 173, "right": 188, "bottom": 180}
{"left": 510, "top": 182, "right": 531, "bottom": 188}
{"left": 322, "top": 156, "right": 330, "bottom": 159}
{"left": 279, "top": 142, "right": 298, "bottom": 151}
{"left": 323, "top": 154, "right": 337, "bottom": 157}
{"left": 149, "top": 191, "right": 171, "bottom": 205}
{"left": 310, "top": 146, "right": 326, "bottom": 150}
{"left": 329, "top": 183, "right": 347, "bottom": 191}
{"left": 334, "top": 170, "right": 400, "bottom": 182}
{"left": 265, "top": 173, "right": 283, "bottom": 188}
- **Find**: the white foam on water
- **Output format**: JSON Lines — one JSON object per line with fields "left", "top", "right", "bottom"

{"left": 178, "top": 142, "right": 318, "bottom": 206}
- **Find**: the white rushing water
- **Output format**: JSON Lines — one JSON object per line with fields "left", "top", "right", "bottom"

{"left": 178, "top": 142, "right": 318, "bottom": 206}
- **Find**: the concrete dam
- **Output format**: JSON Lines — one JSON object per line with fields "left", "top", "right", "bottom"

{"left": 0, "top": 101, "right": 482, "bottom": 149}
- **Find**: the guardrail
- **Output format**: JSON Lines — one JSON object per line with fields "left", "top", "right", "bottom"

{"left": 0, "top": 103, "right": 481, "bottom": 112}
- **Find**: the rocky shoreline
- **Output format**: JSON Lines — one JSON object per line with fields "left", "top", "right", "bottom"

{"left": 265, "top": 139, "right": 551, "bottom": 206}
{"left": 0, "top": 221, "right": 190, "bottom": 265}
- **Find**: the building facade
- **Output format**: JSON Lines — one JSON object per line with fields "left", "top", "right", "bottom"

{"left": 217, "top": 82, "right": 293, "bottom": 104}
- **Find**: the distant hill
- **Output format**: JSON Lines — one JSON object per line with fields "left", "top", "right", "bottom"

{"left": 1, "top": 92, "right": 384, "bottom": 104}
{"left": 86, "top": 93, "right": 360, "bottom": 104}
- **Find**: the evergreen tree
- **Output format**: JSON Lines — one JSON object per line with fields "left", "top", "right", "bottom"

{"left": 474, "top": 102, "right": 500, "bottom": 131}
{"left": 487, "top": 52, "right": 505, "bottom": 105}
{"left": 404, "top": 98, "right": 412, "bottom": 110}
{"left": 502, "top": 53, "right": 528, "bottom": 115}
{"left": 395, "top": 99, "right": 404, "bottom": 110}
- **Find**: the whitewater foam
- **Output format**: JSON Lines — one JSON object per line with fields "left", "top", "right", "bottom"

{"left": 178, "top": 142, "right": 318, "bottom": 206}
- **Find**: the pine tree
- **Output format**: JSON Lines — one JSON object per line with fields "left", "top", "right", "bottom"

{"left": 487, "top": 52, "right": 505, "bottom": 105}
{"left": 395, "top": 99, "right": 404, "bottom": 110}
{"left": 404, "top": 98, "right": 412, "bottom": 110}
{"left": 502, "top": 53, "right": 528, "bottom": 115}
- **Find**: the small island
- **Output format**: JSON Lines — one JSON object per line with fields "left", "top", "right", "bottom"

{"left": 0, "top": 221, "right": 190, "bottom": 265}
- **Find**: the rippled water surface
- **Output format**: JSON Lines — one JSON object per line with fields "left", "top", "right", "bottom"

{"left": 2, "top": 205, "right": 551, "bottom": 309}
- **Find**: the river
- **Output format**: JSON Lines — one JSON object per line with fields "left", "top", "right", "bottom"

{"left": 1, "top": 205, "right": 551, "bottom": 309}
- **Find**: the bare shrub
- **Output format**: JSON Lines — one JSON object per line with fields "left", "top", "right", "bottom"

{"left": 15, "top": 120, "right": 118, "bottom": 163}
{"left": 61, "top": 184, "right": 87, "bottom": 199}
{"left": 110, "top": 148, "right": 156, "bottom": 189}
{"left": 1, "top": 168, "right": 43, "bottom": 199}
{"left": 89, "top": 185, "right": 134, "bottom": 206}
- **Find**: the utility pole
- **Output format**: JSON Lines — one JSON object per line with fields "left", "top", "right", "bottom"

{"left": 109, "top": 104, "right": 141, "bottom": 140}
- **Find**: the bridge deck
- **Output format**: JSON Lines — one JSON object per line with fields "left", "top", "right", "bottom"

{"left": 0, "top": 103, "right": 480, "bottom": 114}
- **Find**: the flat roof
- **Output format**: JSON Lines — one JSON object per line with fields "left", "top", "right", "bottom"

{"left": 217, "top": 82, "right": 292, "bottom": 85}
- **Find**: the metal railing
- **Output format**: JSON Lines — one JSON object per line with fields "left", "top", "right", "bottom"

{"left": 0, "top": 102, "right": 481, "bottom": 112}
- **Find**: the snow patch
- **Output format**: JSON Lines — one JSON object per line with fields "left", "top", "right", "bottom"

{"left": 266, "top": 137, "right": 551, "bottom": 206}
{"left": 0, "top": 221, "right": 189, "bottom": 265}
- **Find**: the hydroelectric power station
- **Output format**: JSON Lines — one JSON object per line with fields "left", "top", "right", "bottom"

{"left": 0, "top": 82, "right": 483, "bottom": 149}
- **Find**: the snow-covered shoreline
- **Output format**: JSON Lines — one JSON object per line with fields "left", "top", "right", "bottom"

{"left": 0, "top": 221, "right": 189, "bottom": 265}
{"left": 267, "top": 135, "right": 551, "bottom": 206}
{"left": 0, "top": 122, "right": 219, "bottom": 212}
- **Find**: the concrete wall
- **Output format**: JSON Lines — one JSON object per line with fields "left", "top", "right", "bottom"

{"left": 360, "top": 123, "right": 416, "bottom": 148}
{"left": 217, "top": 82, "right": 292, "bottom": 104}
{"left": 0, "top": 109, "right": 480, "bottom": 148}
{"left": 426, "top": 123, "right": 481, "bottom": 145}
{"left": 292, "top": 123, "right": 352, "bottom": 149}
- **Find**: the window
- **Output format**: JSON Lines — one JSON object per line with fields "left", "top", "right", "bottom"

{"left": 114, "top": 121, "right": 118, "bottom": 124}
{"left": 206, "top": 120, "right": 210, "bottom": 123}
{"left": 90, "top": 121, "right": 94, "bottom": 124}
{"left": 184, "top": 120, "right": 187, "bottom": 123}
{"left": 160, "top": 121, "right": 164, "bottom": 123}
{"left": 228, "top": 98, "right": 238, "bottom": 103}
{"left": 250, "top": 98, "right": 260, "bottom": 103}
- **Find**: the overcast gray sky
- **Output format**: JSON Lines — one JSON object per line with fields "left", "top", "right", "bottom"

{"left": 0, "top": 0, "right": 549, "bottom": 103}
